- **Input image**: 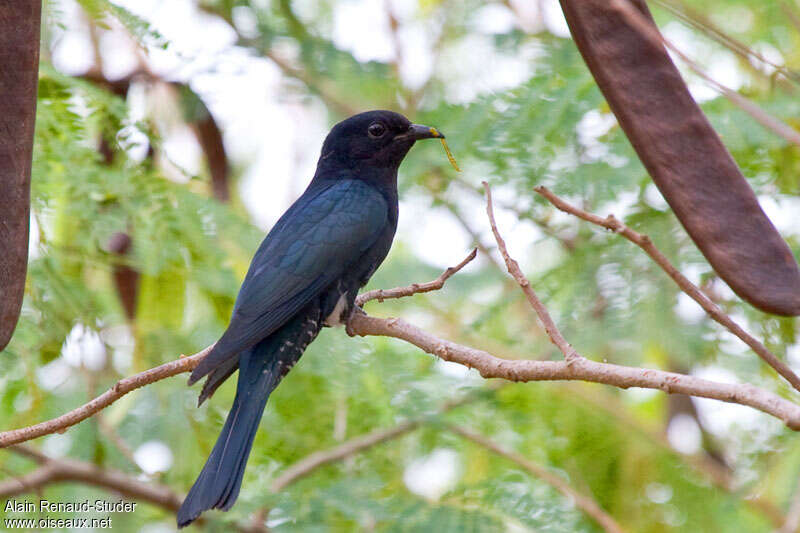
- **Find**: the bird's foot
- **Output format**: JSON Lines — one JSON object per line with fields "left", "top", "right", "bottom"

{"left": 345, "top": 306, "right": 366, "bottom": 337}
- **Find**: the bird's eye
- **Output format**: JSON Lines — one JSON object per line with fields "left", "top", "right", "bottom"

{"left": 367, "top": 122, "right": 387, "bottom": 138}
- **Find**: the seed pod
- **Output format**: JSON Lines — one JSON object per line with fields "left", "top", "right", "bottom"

{"left": 559, "top": 0, "right": 800, "bottom": 316}
{"left": 0, "top": 2, "right": 42, "bottom": 350}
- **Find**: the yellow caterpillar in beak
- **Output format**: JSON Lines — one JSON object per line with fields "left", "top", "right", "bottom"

{"left": 428, "top": 127, "right": 461, "bottom": 172}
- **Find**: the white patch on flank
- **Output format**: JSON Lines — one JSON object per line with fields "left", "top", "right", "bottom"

{"left": 323, "top": 293, "right": 348, "bottom": 327}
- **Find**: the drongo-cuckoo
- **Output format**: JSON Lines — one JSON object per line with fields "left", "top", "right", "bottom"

{"left": 177, "top": 110, "right": 445, "bottom": 527}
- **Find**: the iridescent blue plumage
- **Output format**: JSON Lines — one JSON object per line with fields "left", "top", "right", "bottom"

{"left": 177, "top": 110, "right": 444, "bottom": 527}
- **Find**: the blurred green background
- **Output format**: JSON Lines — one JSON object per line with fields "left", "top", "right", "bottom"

{"left": 2, "top": 0, "right": 800, "bottom": 531}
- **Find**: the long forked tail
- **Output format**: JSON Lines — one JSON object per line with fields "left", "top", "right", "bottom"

{"left": 177, "top": 340, "right": 286, "bottom": 527}
{"left": 177, "top": 309, "right": 320, "bottom": 528}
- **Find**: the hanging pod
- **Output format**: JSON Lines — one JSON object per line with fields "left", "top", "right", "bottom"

{"left": 559, "top": 0, "right": 800, "bottom": 316}
{"left": 0, "top": 2, "right": 41, "bottom": 350}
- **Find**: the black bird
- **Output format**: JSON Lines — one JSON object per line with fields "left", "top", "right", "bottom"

{"left": 177, "top": 110, "right": 444, "bottom": 527}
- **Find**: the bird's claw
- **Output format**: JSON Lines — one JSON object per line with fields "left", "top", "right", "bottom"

{"left": 345, "top": 306, "right": 366, "bottom": 337}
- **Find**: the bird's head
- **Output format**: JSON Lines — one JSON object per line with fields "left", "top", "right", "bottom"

{"left": 316, "top": 110, "right": 444, "bottom": 175}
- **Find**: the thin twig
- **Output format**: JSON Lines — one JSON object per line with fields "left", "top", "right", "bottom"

{"left": 533, "top": 185, "right": 800, "bottom": 393}
{"left": 197, "top": 5, "right": 360, "bottom": 117}
{"left": 0, "top": 445, "right": 182, "bottom": 509}
{"left": 96, "top": 413, "right": 142, "bottom": 473}
{"left": 0, "top": 345, "right": 214, "bottom": 448}
{"left": 483, "top": 182, "right": 579, "bottom": 361}
{"left": 263, "top": 49, "right": 360, "bottom": 117}
{"left": 270, "top": 420, "right": 419, "bottom": 493}
{"left": 447, "top": 424, "right": 625, "bottom": 533}
{"left": 449, "top": 176, "right": 577, "bottom": 250}
{"left": 653, "top": 0, "right": 800, "bottom": 86}
{"left": 782, "top": 1, "right": 800, "bottom": 35}
{"left": 564, "top": 385, "right": 784, "bottom": 526}
{"left": 356, "top": 248, "right": 477, "bottom": 306}
{"left": 270, "top": 393, "right": 480, "bottom": 492}
{"left": 611, "top": 0, "right": 800, "bottom": 148}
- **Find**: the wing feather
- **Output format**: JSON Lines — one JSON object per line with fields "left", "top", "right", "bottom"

{"left": 190, "top": 180, "right": 388, "bottom": 383}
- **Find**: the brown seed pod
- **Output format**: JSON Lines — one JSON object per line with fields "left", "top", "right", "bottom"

{"left": 0, "top": 2, "right": 42, "bottom": 351}
{"left": 559, "top": 0, "right": 800, "bottom": 316}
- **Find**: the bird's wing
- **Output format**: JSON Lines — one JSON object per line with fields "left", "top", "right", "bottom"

{"left": 189, "top": 179, "right": 388, "bottom": 384}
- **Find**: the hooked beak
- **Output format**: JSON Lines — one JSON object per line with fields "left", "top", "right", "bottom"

{"left": 395, "top": 123, "right": 445, "bottom": 142}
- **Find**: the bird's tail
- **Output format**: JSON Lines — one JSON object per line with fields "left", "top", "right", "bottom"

{"left": 177, "top": 339, "right": 287, "bottom": 528}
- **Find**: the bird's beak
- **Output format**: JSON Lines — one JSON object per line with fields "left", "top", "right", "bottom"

{"left": 396, "top": 124, "right": 445, "bottom": 142}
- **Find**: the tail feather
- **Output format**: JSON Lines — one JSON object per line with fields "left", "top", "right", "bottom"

{"left": 178, "top": 309, "right": 321, "bottom": 528}
{"left": 198, "top": 356, "right": 239, "bottom": 406}
{"left": 177, "top": 343, "right": 280, "bottom": 528}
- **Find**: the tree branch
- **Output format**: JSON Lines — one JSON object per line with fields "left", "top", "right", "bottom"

{"left": 270, "top": 392, "right": 483, "bottom": 492}
{"left": 0, "top": 463, "right": 58, "bottom": 499}
{"left": 356, "top": 248, "right": 477, "bottom": 306}
{"left": 483, "top": 182, "right": 579, "bottom": 361}
{"left": 349, "top": 182, "right": 800, "bottom": 429}
{"left": 270, "top": 420, "right": 419, "bottom": 493}
{"left": 0, "top": 445, "right": 182, "bottom": 509}
{"left": 0, "top": 445, "right": 268, "bottom": 532}
{"left": 5, "top": 220, "right": 800, "bottom": 450}
{"left": 566, "top": 385, "right": 785, "bottom": 526}
{"left": 0, "top": 345, "right": 213, "bottom": 447}
{"left": 448, "top": 176, "right": 578, "bottom": 251}
{"left": 347, "top": 313, "right": 800, "bottom": 429}
{"left": 533, "top": 185, "right": 800, "bottom": 393}
{"left": 0, "top": 249, "right": 479, "bottom": 448}
{"left": 446, "top": 424, "right": 625, "bottom": 533}
{"left": 4, "top": 181, "right": 800, "bottom": 449}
